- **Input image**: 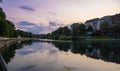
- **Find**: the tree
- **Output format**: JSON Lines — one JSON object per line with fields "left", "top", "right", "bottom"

{"left": 70, "top": 23, "right": 80, "bottom": 36}
{"left": 62, "top": 26, "right": 70, "bottom": 36}
{"left": 100, "top": 21, "right": 112, "bottom": 35}
{"left": 0, "top": 17, "right": 9, "bottom": 37}
{"left": 78, "top": 23, "right": 86, "bottom": 35}
{"left": 70, "top": 23, "right": 86, "bottom": 36}
{"left": 6, "top": 20, "right": 15, "bottom": 37}
{"left": 0, "top": 6, "right": 33, "bottom": 38}
{"left": 15, "top": 29, "right": 33, "bottom": 38}
{"left": 0, "top": 8, "right": 6, "bottom": 18}
{"left": 113, "top": 21, "right": 120, "bottom": 34}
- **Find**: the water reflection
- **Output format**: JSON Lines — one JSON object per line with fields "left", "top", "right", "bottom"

{"left": 1, "top": 40, "right": 120, "bottom": 71}
{"left": 52, "top": 41, "right": 120, "bottom": 64}
{"left": 1, "top": 40, "right": 33, "bottom": 63}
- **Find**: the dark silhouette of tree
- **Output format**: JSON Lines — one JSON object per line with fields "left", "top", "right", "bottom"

{"left": 0, "top": 8, "right": 6, "bottom": 18}
{"left": 71, "top": 23, "right": 80, "bottom": 36}
{"left": 78, "top": 23, "right": 86, "bottom": 35}
{"left": 113, "top": 21, "right": 120, "bottom": 34}
{"left": 0, "top": 17, "right": 8, "bottom": 37}
{"left": 6, "top": 20, "right": 15, "bottom": 37}
{"left": 100, "top": 21, "right": 112, "bottom": 35}
{"left": 62, "top": 26, "right": 71, "bottom": 36}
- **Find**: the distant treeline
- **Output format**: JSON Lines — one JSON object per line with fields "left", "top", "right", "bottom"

{"left": 0, "top": 7, "right": 33, "bottom": 38}
{"left": 39, "top": 21, "right": 120, "bottom": 40}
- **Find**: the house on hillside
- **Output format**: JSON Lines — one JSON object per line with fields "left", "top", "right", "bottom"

{"left": 85, "top": 18, "right": 101, "bottom": 31}
{"left": 85, "top": 15, "right": 116, "bottom": 31}
{"left": 84, "top": 13, "right": 120, "bottom": 35}
{"left": 100, "top": 16, "right": 113, "bottom": 24}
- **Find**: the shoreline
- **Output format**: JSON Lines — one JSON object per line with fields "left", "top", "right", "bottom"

{"left": 0, "top": 39, "right": 16, "bottom": 52}
{"left": 0, "top": 37, "right": 120, "bottom": 51}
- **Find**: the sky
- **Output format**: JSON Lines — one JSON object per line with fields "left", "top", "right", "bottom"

{"left": 0, "top": 0, "right": 120, "bottom": 34}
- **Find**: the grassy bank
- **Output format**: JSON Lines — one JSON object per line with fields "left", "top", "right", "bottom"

{"left": 48, "top": 36, "right": 120, "bottom": 41}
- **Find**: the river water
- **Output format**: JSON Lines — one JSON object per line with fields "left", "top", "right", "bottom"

{"left": 1, "top": 40, "right": 120, "bottom": 71}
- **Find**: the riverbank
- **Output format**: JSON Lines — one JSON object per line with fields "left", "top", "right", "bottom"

{"left": 39, "top": 36, "right": 120, "bottom": 42}
{"left": 0, "top": 38, "right": 35, "bottom": 52}
{"left": 0, "top": 39, "right": 16, "bottom": 52}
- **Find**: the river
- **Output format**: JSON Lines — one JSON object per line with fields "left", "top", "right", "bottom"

{"left": 1, "top": 40, "right": 120, "bottom": 71}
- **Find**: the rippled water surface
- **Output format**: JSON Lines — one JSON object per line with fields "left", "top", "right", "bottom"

{"left": 2, "top": 40, "right": 120, "bottom": 71}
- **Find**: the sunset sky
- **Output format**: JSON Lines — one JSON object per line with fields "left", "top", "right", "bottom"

{"left": 1, "top": 0, "right": 120, "bottom": 34}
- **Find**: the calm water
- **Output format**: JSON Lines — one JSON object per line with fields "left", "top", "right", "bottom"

{"left": 1, "top": 40, "right": 120, "bottom": 71}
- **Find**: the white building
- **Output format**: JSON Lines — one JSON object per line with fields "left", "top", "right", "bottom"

{"left": 85, "top": 16, "right": 113, "bottom": 31}
{"left": 85, "top": 18, "right": 101, "bottom": 31}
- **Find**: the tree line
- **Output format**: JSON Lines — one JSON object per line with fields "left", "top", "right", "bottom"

{"left": 42, "top": 21, "right": 120, "bottom": 40}
{"left": 0, "top": 7, "right": 33, "bottom": 38}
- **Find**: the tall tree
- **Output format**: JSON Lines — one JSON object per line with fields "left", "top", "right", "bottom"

{"left": 100, "top": 21, "right": 111, "bottom": 34}
{"left": 6, "top": 20, "right": 15, "bottom": 37}
{"left": 0, "top": 17, "right": 9, "bottom": 37}
{"left": 0, "top": 8, "right": 6, "bottom": 18}
{"left": 78, "top": 23, "right": 86, "bottom": 35}
{"left": 71, "top": 23, "right": 80, "bottom": 36}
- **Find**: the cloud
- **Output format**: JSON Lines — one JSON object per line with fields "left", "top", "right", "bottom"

{"left": 16, "top": 21, "right": 62, "bottom": 34}
{"left": 19, "top": 6, "right": 35, "bottom": 11}
{"left": 49, "top": 22, "right": 58, "bottom": 26}
{"left": 17, "top": 21, "right": 35, "bottom": 26}
{"left": 49, "top": 21, "right": 64, "bottom": 27}
{"left": 16, "top": 21, "right": 45, "bottom": 34}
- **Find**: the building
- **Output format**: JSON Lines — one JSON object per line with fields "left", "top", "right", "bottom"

{"left": 100, "top": 16, "right": 113, "bottom": 24}
{"left": 85, "top": 18, "right": 101, "bottom": 31}
{"left": 85, "top": 14, "right": 119, "bottom": 31}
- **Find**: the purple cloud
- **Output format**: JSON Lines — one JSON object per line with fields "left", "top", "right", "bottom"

{"left": 19, "top": 6, "right": 35, "bottom": 11}
{"left": 16, "top": 21, "right": 61, "bottom": 34}
{"left": 17, "top": 21, "right": 35, "bottom": 26}
{"left": 49, "top": 21, "right": 64, "bottom": 27}
{"left": 49, "top": 22, "right": 58, "bottom": 26}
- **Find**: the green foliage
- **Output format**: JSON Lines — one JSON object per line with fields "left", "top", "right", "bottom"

{"left": 49, "top": 26, "right": 71, "bottom": 39}
{"left": 78, "top": 24, "right": 86, "bottom": 35}
{"left": 44, "top": 23, "right": 87, "bottom": 40}
{"left": 100, "top": 21, "right": 112, "bottom": 34}
{"left": 113, "top": 21, "right": 120, "bottom": 34}
{"left": 71, "top": 23, "right": 80, "bottom": 36}
{"left": 71, "top": 23, "right": 86, "bottom": 36}
{"left": 15, "top": 29, "right": 33, "bottom": 38}
{"left": 6, "top": 20, "right": 15, "bottom": 37}
{"left": 0, "top": 8, "right": 6, "bottom": 18}
{"left": 0, "top": 17, "right": 8, "bottom": 37}
{"left": 0, "top": 7, "right": 33, "bottom": 38}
